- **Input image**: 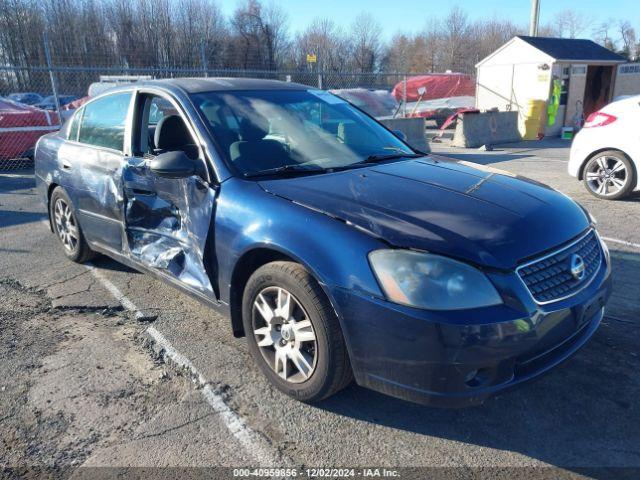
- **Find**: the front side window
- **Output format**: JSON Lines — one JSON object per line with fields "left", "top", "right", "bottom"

{"left": 78, "top": 92, "right": 132, "bottom": 151}
{"left": 190, "top": 89, "right": 413, "bottom": 176}
{"left": 137, "top": 94, "right": 198, "bottom": 160}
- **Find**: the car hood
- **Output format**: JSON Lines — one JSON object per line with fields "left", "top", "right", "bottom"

{"left": 258, "top": 157, "right": 590, "bottom": 270}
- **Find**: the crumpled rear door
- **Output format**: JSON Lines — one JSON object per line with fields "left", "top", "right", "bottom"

{"left": 122, "top": 157, "right": 216, "bottom": 297}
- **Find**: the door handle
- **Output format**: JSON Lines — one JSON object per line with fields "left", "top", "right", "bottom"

{"left": 133, "top": 189, "right": 156, "bottom": 196}
{"left": 125, "top": 186, "right": 156, "bottom": 197}
{"left": 61, "top": 160, "right": 72, "bottom": 170}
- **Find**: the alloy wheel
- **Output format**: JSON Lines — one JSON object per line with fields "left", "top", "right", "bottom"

{"left": 585, "top": 155, "right": 628, "bottom": 197}
{"left": 53, "top": 198, "right": 79, "bottom": 252}
{"left": 252, "top": 286, "right": 317, "bottom": 383}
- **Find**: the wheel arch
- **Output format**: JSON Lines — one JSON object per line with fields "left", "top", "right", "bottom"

{"left": 45, "top": 182, "right": 60, "bottom": 232}
{"left": 228, "top": 246, "right": 339, "bottom": 339}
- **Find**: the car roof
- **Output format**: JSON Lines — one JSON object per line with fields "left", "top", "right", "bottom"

{"left": 141, "top": 77, "right": 311, "bottom": 94}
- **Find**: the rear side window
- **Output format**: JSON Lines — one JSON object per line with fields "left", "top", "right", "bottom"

{"left": 78, "top": 92, "right": 132, "bottom": 151}
{"left": 67, "top": 108, "right": 82, "bottom": 141}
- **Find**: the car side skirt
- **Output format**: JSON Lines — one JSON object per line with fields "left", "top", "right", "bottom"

{"left": 88, "top": 242, "right": 230, "bottom": 317}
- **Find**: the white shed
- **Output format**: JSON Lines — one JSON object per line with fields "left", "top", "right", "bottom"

{"left": 475, "top": 36, "right": 627, "bottom": 137}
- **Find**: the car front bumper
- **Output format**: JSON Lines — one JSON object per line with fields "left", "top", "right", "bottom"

{"left": 331, "top": 254, "right": 612, "bottom": 408}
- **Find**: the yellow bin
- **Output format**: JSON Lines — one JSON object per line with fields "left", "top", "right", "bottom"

{"left": 522, "top": 99, "right": 546, "bottom": 140}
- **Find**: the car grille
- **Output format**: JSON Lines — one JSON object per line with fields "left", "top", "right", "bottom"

{"left": 517, "top": 230, "right": 602, "bottom": 304}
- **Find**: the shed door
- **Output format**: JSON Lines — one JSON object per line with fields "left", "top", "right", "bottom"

{"left": 584, "top": 65, "right": 614, "bottom": 118}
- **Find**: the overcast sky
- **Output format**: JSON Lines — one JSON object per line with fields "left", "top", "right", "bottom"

{"left": 220, "top": 0, "right": 638, "bottom": 40}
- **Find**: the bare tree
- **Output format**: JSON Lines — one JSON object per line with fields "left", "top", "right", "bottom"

{"left": 381, "top": 33, "right": 411, "bottom": 73}
{"left": 263, "top": 1, "right": 290, "bottom": 69}
{"left": 349, "top": 12, "right": 383, "bottom": 73}
{"left": 380, "top": 13, "right": 524, "bottom": 75}
{"left": 441, "top": 7, "right": 472, "bottom": 72}
{"left": 230, "top": 0, "right": 261, "bottom": 69}
{"left": 593, "top": 18, "right": 617, "bottom": 51}
{"left": 292, "top": 17, "right": 350, "bottom": 72}
{"left": 618, "top": 21, "right": 637, "bottom": 60}
{"left": 106, "top": 0, "right": 143, "bottom": 67}
{"left": 421, "top": 18, "right": 443, "bottom": 72}
{"left": 229, "top": 0, "right": 287, "bottom": 69}
{"left": 171, "top": 0, "right": 226, "bottom": 68}
{"left": 472, "top": 17, "right": 523, "bottom": 65}
{"left": 1, "top": 0, "right": 638, "bottom": 86}
{"left": 0, "top": 0, "right": 45, "bottom": 78}
{"left": 553, "top": 9, "right": 593, "bottom": 38}
{"left": 79, "top": 0, "right": 117, "bottom": 66}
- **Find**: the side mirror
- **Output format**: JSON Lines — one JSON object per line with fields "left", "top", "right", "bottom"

{"left": 149, "top": 151, "right": 195, "bottom": 179}
{"left": 392, "top": 129, "right": 408, "bottom": 142}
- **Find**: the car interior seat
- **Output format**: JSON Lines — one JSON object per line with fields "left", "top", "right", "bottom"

{"left": 200, "top": 102, "right": 239, "bottom": 154}
{"left": 229, "top": 118, "right": 287, "bottom": 174}
{"left": 154, "top": 114, "right": 199, "bottom": 159}
{"left": 337, "top": 121, "right": 369, "bottom": 147}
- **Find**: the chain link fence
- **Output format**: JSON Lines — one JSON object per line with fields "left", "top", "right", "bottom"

{"left": 1, "top": 64, "right": 475, "bottom": 171}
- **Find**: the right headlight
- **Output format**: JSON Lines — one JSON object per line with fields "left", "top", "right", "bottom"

{"left": 368, "top": 250, "right": 503, "bottom": 310}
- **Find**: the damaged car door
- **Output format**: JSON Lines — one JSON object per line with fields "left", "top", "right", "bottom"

{"left": 121, "top": 92, "right": 216, "bottom": 297}
{"left": 61, "top": 91, "right": 133, "bottom": 252}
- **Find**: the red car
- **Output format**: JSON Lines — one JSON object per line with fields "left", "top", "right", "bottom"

{"left": 329, "top": 88, "right": 399, "bottom": 118}
{"left": 0, "top": 98, "right": 61, "bottom": 160}
{"left": 392, "top": 74, "right": 476, "bottom": 127}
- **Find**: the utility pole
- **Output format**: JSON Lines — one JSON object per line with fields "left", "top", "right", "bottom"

{"left": 200, "top": 40, "right": 208, "bottom": 77}
{"left": 529, "top": 0, "right": 541, "bottom": 36}
{"left": 43, "top": 32, "right": 61, "bottom": 123}
{"left": 315, "top": 43, "right": 322, "bottom": 89}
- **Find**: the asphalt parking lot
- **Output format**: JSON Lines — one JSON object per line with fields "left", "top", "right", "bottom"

{"left": 1, "top": 138, "right": 639, "bottom": 478}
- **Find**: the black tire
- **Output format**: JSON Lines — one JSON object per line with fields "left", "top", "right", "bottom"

{"left": 582, "top": 150, "right": 636, "bottom": 200}
{"left": 242, "top": 261, "right": 352, "bottom": 402}
{"left": 50, "top": 187, "right": 96, "bottom": 263}
{"left": 19, "top": 147, "right": 35, "bottom": 160}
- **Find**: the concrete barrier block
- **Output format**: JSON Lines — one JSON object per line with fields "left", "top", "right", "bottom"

{"left": 452, "top": 111, "right": 520, "bottom": 148}
{"left": 379, "top": 117, "right": 430, "bottom": 153}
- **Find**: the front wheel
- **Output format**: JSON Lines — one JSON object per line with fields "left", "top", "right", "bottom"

{"left": 242, "top": 261, "right": 352, "bottom": 402}
{"left": 583, "top": 150, "right": 635, "bottom": 200}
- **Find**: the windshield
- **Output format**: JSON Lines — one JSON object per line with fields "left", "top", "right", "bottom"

{"left": 190, "top": 89, "right": 414, "bottom": 176}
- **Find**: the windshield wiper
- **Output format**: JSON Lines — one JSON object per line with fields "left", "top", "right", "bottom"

{"left": 362, "top": 152, "right": 424, "bottom": 163}
{"left": 243, "top": 164, "right": 327, "bottom": 178}
{"left": 243, "top": 152, "right": 425, "bottom": 178}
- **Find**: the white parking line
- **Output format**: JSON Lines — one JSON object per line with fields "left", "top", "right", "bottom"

{"left": 146, "top": 326, "right": 281, "bottom": 466}
{"left": 85, "top": 264, "right": 282, "bottom": 466}
{"left": 87, "top": 264, "right": 139, "bottom": 313}
{"left": 602, "top": 237, "right": 640, "bottom": 250}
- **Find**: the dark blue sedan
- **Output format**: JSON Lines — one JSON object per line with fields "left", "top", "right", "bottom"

{"left": 34, "top": 78, "right": 612, "bottom": 407}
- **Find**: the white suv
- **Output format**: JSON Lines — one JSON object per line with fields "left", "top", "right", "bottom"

{"left": 569, "top": 95, "right": 640, "bottom": 200}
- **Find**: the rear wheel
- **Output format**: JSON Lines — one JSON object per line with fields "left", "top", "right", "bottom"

{"left": 50, "top": 187, "right": 96, "bottom": 263}
{"left": 583, "top": 150, "right": 635, "bottom": 200}
{"left": 242, "top": 261, "right": 352, "bottom": 402}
